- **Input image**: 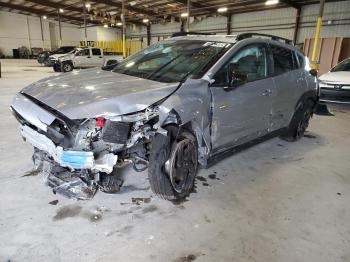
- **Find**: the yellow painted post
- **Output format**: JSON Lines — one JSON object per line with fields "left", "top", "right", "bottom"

{"left": 311, "top": 0, "right": 325, "bottom": 70}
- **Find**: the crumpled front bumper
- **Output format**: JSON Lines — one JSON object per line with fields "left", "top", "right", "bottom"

{"left": 20, "top": 124, "right": 117, "bottom": 173}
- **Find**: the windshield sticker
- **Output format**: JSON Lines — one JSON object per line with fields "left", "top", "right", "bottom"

{"left": 203, "top": 42, "right": 230, "bottom": 48}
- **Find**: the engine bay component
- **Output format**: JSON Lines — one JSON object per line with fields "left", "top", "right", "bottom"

{"left": 42, "top": 160, "right": 97, "bottom": 200}
{"left": 102, "top": 121, "right": 130, "bottom": 144}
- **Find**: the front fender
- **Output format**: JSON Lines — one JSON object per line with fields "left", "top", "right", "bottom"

{"left": 158, "top": 78, "right": 212, "bottom": 165}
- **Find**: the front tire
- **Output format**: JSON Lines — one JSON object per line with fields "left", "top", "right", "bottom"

{"left": 281, "top": 100, "right": 314, "bottom": 141}
{"left": 148, "top": 129, "right": 198, "bottom": 201}
{"left": 61, "top": 61, "right": 73, "bottom": 72}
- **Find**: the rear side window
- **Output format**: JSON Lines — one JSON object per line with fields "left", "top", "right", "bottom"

{"left": 76, "top": 49, "right": 89, "bottom": 56}
{"left": 92, "top": 48, "right": 101, "bottom": 56}
{"left": 270, "top": 45, "right": 294, "bottom": 75}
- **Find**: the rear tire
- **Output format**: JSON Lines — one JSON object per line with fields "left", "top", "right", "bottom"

{"left": 148, "top": 128, "right": 198, "bottom": 201}
{"left": 61, "top": 61, "right": 73, "bottom": 72}
{"left": 281, "top": 99, "right": 314, "bottom": 142}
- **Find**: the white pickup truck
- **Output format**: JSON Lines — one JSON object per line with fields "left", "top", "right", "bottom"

{"left": 53, "top": 47, "right": 123, "bottom": 72}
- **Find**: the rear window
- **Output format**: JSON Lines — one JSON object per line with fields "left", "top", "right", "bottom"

{"left": 270, "top": 45, "right": 294, "bottom": 75}
{"left": 92, "top": 48, "right": 101, "bottom": 56}
{"left": 77, "top": 49, "right": 89, "bottom": 56}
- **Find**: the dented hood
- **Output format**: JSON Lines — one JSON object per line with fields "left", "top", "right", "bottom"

{"left": 21, "top": 69, "right": 179, "bottom": 119}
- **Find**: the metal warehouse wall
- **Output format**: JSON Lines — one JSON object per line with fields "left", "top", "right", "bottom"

{"left": 127, "top": 0, "right": 350, "bottom": 45}
{"left": 0, "top": 11, "right": 81, "bottom": 56}
{"left": 230, "top": 7, "right": 296, "bottom": 40}
{"left": 298, "top": 1, "right": 350, "bottom": 42}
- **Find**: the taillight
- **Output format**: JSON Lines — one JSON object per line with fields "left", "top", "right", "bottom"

{"left": 95, "top": 117, "right": 105, "bottom": 127}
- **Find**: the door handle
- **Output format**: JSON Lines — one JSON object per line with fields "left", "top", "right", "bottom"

{"left": 262, "top": 89, "right": 272, "bottom": 96}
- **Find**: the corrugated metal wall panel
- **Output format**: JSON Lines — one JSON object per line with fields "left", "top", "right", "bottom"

{"left": 298, "top": 1, "right": 350, "bottom": 41}
{"left": 150, "top": 22, "right": 181, "bottom": 35}
{"left": 230, "top": 7, "right": 296, "bottom": 40}
{"left": 190, "top": 16, "right": 226, "bottom": 32}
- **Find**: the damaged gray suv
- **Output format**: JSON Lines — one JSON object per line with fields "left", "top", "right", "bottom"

{"left": 11, "top": 33, "right": 318, "bottom": 201}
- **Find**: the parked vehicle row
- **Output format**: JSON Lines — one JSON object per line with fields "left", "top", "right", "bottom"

{"left": 52, "top": 47, "right": 122, "bottom": 72}
{"left": 38, "top": 46, "right": 123, "bottom": 73}
{"left": 12, "top": 33, "right": 318, "bottom": 201}
{"left": 37, "top": 46, "right": 76, "bottom": 66}
{"left": 319, "top": 57, "right": 350, "bottom": 104}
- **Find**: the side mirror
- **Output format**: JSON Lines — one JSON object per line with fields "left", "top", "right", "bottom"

{"left": 309, "top": 69, "right": 318, "bottom": 77}
{"left": 226, "top": 63, "right": 247, "bottom": 90}
{"left": 101, "top": 61, "right": 119, "bottom": 71}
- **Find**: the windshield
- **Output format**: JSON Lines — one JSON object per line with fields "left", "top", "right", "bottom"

{"left": 112, "top": 40, "right": 231, "bottom": 83}
{"left": 54, "top": 47, "right": 74, "bottom": 54}
{"left": 331, "top": 58, "right": 350, "bottom": 72}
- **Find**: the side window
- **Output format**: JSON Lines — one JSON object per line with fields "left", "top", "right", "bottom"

{"left": 297, "top": 53, "right": 305, "bottom": 68}
{"left": 92, "top": 48, "right": 101, "bottom": 56}
{"left": 270, "top": 45, "right": 294, "bottom": 75}
{"left": 76, "top": 49, "right": 89, "bottom": 56}
{"left": 213, "top": 45, "right": 267, "bottom": 86}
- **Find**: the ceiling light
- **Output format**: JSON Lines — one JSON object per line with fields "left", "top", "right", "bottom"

{"left": 85, "top": 3, "right": 91, "bottom": 8}
{"left": 217, "top": 7, "right": 228, "bottom": 13}
{"left": 59, "top": 8, "right": 64, "bottom": 13}
{"left": 180, "top": 13, "right": 188, "bottom": 17}
{"left": 265, "top": 0, "right": 279, "bottom": 5}
{"left": 117, "top": 22, "right": 122, "bottom": 26}
{"left": 43, "top": 15, "right": 47, "bottom": 19}
{"left": 104, "top": 24, "right": 108, "bottom": 28}
{"left": 142, "top": 18, "right": 149, "bottom": 23}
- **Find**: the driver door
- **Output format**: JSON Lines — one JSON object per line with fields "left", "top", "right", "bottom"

{"left": 210, "top": 44, "right": 274, "bottom": 151}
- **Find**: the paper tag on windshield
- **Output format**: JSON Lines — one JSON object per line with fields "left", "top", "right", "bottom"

{"left": 203, "top": 42, "right": 229, "bottom": 48}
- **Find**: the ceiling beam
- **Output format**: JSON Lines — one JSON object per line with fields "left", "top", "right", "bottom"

{"left": 26, "top": 0, "right": 83, "bottom": 13}
{"left": 280, "top": 0, "right": 301, "bottom": 9}
{"left": 0, "top": 2, "right": 98, "bottom": 25}
{"left": 171, "top": 0, "right": 217, "bottom": 14}
{"left": 90, "top": 0, "right": 160, "bottom": 19}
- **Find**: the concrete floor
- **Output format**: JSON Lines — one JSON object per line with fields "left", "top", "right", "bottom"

{"left": 0, "top": 59, "right": 349, "bottom": 262}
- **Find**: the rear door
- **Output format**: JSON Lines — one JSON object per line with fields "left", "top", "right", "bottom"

{"left": 269, "top": 44, "right": 301, "bottom": 129}
{"left": 74, "top": 49, "right": 90, "bottom": 67}
{"left": 210, "top": 43, "right": 274, "bottom": 150}
{"left": 90, "top": 48, "right": 104, "bottom": 67}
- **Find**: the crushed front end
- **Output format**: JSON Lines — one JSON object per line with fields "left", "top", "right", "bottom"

{"left": 11, "top": 92, "right": 159, "bottom": 200}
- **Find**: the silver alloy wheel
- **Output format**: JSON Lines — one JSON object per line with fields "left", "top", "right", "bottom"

{"left": 168, "top": 138, "right": 197, "bottom": 193}
{"left": 63, "top": 63, "right": 72, "bottom": 72}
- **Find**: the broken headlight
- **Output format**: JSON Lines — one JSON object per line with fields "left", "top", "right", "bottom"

{"left": 96, "top": 107, "right": 159, "bottom": 146}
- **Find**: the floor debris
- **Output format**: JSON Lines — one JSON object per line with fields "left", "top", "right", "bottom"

{"left": 22, "top": 169, "right": 41, "bottom": 177}
{"left": 174, "top": 254, "right": 197, "bottom": 262}
{"left": 131, "top": 197, "right": 151, "bottom": 205}
{"left": 48, "top": 200, "right": 59, "bottom": 205}
{"left": 196, "top": 176, "right": 207, "bottom": 182}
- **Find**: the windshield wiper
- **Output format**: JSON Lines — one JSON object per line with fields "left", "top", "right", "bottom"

{"left": 146, "top": 53, "right": 182, "bottom": 81}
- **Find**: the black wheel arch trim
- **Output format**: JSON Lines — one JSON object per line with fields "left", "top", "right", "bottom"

{"left": 295, "top": 90, "right": 318, "bottom": 112}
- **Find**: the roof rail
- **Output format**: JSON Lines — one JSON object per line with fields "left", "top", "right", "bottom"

{"left": 236, "top": 33, "right": 293, "bottom": 45}
{"left": 171, "top": 31, "right": 216, "bottom": 37}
